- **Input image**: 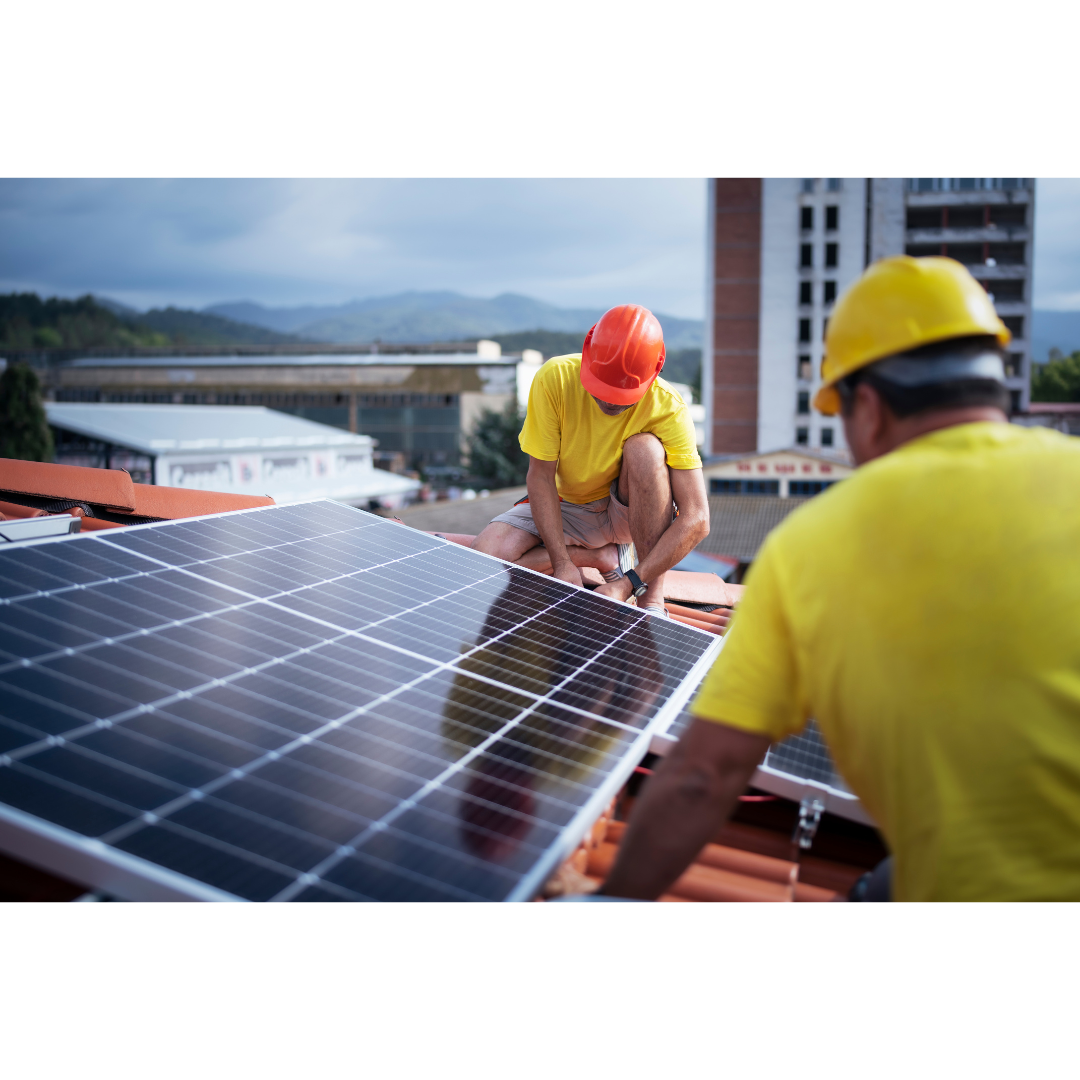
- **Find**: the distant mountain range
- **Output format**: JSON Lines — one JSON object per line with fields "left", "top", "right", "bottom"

{"left": 204, "top": 292, "right": 704, "bottom": 350}
{"left": 28, "top": 290, "right": 1077, "bottom": 365}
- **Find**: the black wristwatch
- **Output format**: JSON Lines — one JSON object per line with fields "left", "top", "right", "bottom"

{"left": 625, "top": 568, "right": 648, "bottom": 598}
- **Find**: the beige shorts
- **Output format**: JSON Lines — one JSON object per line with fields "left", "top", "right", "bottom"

{"left": 489, "top": 480, "right": 632, "bottom": 550}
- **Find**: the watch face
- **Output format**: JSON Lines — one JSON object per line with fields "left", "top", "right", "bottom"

{"left": 633, "top": 585, "right": 648, "bottom": 597}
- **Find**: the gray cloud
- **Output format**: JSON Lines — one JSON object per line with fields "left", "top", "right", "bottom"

{"left": 0, "top": 179, "right": 707, "bottom": 317}
{"left": 1033, "top": 179, "right": 1080, "bottom": 310}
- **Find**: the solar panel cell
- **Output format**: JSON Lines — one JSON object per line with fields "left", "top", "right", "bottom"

{"left": 0, "top": 501, "right": 717, "bottom": 900}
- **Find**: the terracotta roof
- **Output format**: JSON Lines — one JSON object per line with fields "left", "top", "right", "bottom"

{"left": 0, "top": 458, "right": 274, "bottom": 532}
{"left": 541, "top": 804, "right": 859, "bottom": 902}
{"left": 698, "top": 494, "right": 811, "bottom": 563}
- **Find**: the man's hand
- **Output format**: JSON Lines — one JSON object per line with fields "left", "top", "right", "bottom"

{"left": 552, "top": 560, "right": 584, "bottom": 588}
{"left": 593, "top": 577, "right": 632, "bottom": 604}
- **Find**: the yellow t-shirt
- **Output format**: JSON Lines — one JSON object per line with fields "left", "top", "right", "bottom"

{"left": 691, "top": 422, "right": 1080, "bottom": 901}
{"left": 519, "top": 354, "right": 701, "bottom": 503}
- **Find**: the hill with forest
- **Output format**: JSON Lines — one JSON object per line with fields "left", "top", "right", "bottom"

{"left": 0, "top": 293, "right": 304, "bottom": 352}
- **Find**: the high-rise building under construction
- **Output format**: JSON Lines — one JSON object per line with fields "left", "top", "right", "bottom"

{"left": 703, "top": 178, "right": 1035, "bottom": 456}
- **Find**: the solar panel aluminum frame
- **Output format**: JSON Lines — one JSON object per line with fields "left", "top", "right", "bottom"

{"left": 0, "top": 500, "right": 722, "bottom": 902}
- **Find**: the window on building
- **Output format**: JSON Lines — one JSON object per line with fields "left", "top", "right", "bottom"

{"left": 1001, "top": 315, "right": 1024, "bottom": 339}
{"left": 906, "top": 243, "right": 942, "bottom": 258}
{"left": 947, "top": 206, "right": 987, "bottom": 229}
{"left": 800, "top": 206, "right": 813, "bottom": 230}
{"left": 799, "top": 281, "right": 812, "bottom": 305}
{"left": 825, "top": 206, "right": 839, "bottom": 231}
{"left": 710, "top": 478, "right": 780, "bottom": 496}
{"left": 955, "top": 178, "right": 980, "bottom": 191}
{"left": 798, "top": 355, "right": 812, "bottom": 381}
{"left": 795, "top": 427, "right": 809, "bottom": 446}
{"left": 797, "top": 391, "right": 810, "bottom": 415}
{"left": 990, "top": 205, "right": 1026, "bottom": 227}
{"left": 789, "top": 480, "right": 836, "bottom": 496}
{"left": 822, "top": 317, "right": 829, "bottom": 341}
{"left": 801, "top": 179, "right": 815, "bottom": 193}
{"left": 820, "top": 427, "right": 834, "bottom": 447}
{"left": 800, "top": 243, "right": 813, "bottom": 269}
{"left": 823, "top": 280, "right": 837, "bottom": 304}
{"left": 826, "top": 178, "right": 842, "bottom": 192}
{"left": 988, "top": 242, "right": 1025, "bottom": 265}
{"left": 944, "top": 243, "right": 983, "bottom": 266}
{"left": 1004, "top": 354, "right": 1023, "bottom": 378}
{"left": 1010, "top": 390, "right": 1022, "bottom": 414}
{"left": 798, "top": 318, "right": 812, "bottom": 343}
{"left": 987, "top": 278, "right": 1024, "bottom": 303}
{"left": 906, "top": 207, "right": 942, "bottom": 230}
{"left": 825, "top": 242, "right": 838, "bottom": 268}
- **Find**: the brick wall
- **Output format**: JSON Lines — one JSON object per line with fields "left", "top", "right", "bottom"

{"left": 710, "top": 179, "right": 761, "bottom": 453}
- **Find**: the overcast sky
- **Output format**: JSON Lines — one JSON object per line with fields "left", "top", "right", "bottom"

{"left": 1, "top": 178, "right": 1078, "bottom": 318}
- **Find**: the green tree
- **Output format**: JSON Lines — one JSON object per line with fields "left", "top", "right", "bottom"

{"left": 0, "top": 362, "right": 54, "bottom": 461}
{"left": 465, "top": 402, "right": 528, "bottom": 488}
{"left": 1031, "top": 351, "right": 1080, "bottom": 403}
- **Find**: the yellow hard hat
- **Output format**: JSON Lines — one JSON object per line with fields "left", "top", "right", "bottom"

{"left": 814, "top": 255, "right": 1011, "bottom": 416}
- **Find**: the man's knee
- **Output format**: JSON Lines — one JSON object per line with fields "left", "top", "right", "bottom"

{"left": 622, "top": 432, "right": 666, "bottom": 475}
{"left": 472, "top": 521, "right": 538, "bottom": 559}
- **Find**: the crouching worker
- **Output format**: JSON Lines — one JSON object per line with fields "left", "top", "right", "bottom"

{"left": 472, "top": 305, "right": 709, "bottom": 614}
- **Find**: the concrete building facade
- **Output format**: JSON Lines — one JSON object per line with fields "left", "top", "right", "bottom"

{"left": 704, "top": 178, "right": 1035, "bottom": 456}
{"left": 45, "top": 349, "right": 521, "bottom": 475}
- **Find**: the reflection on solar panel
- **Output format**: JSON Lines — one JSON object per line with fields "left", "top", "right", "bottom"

{"left": 0, "top": 501, "right": 718, "bottom": 901}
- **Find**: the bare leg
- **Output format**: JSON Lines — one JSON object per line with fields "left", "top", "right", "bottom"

{"left": 617, "top": 433, "right": 672, "bottom": 609}
{"left": 472, "top": 521, "right": 543, "bottom": 561}
{"left": 472, "top": 522, "right": 619, "bottom": 575}
{"left": 516, "top": 542, "right": 620, "bottom": 575}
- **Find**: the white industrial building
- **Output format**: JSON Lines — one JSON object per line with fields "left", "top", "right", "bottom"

{"left": 45, "top": 403, "right": 422, "bottom": 509}
{"left": 704, "top": 178, "right": 1035, "bottom": 457}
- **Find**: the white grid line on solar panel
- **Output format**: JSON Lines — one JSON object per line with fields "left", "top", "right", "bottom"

{"left": 0, "top": 559, "right": 529, "bottom": 766}
{"left": 0, "top": 581, "right": 655, "bottom": 797}
{"left": 0, "top": 504, "right": 389, "bottom": 604}
{"left": 8, "top": 587, "right": 635, "bottom": 829}
{"left": 266, "top": 603, "right": 655, "bottom": 901}
{"left": 99, "top": 507, "right": 421, "bottom": 577}
{"left": 3, "top": 634, "right": 632, "bottom": 903}
{"left": 0, "top": 561, "right": 630, "bottom": 898}
{"left": 0, "top": 517, "right": 506, "bottom": 678}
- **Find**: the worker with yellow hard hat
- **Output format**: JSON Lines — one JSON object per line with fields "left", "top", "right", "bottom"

{"left": 599, "top": 255, "right": 1080, "bottom": 902}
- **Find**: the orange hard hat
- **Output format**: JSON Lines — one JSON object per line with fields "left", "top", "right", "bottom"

{"left": 580, "top": 304, "right": 666, "bottom": 406}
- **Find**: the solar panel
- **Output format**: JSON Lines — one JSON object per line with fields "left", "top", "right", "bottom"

{"left": 0, "top": 501, "right": 719, "bottom": 901}
{"left": 658, "top": 703, "right": 872, "bottom": 825}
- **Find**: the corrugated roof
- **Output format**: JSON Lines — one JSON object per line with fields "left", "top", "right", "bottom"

{"left": 698, "top": 494, "right": 810, "bottom": 562}
{"left": 46, "top": 403, "right": 373, "bottom": 454}
{"left": 66, "top": 353, "right": 517, "bottom": 368}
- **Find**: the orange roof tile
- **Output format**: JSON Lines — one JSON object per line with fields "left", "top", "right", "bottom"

{"left": 0, "top": 458, "right": 273, "bottom": 523}
{"left": 1, "top": 458, "right": 135, "bottom": 511}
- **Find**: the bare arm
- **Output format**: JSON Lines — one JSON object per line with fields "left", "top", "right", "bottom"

{"left": 526, "top": 456, "right": 581, "bottom": 587}
{"left": 634, "top": 466, "right": 710, "bottom": 584}
{"left": 600, "top": 718, "right": 770, "bottom": 899}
